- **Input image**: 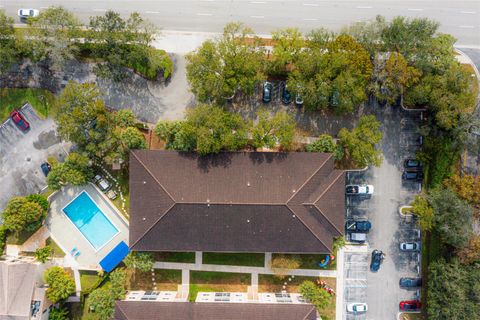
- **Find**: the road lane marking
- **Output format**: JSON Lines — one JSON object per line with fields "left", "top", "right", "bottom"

{"left": 250, "top": 15, "right": 265, "bottom": 18}
{"left": 145, "top": 11, "right": 160, "bottom": 14}
{"left": 460, "top": 11, "right": 476, "bottom": 14}
{"left": 303, "top": 18, "right": 318, "bottom": 21}
{"left": 40, "top": 6, "right": 49, "bottom": 9}
{"left": 303, "top": 3, "right": 319, "bottom": 6}
{"left": 356, "top": 6, "right": 373, "bottom": 9}
{"left": 93, "top": 9, "right": 107, "bottom": 12}
{"left": 196, "top": 13, "right": 213, "bottom": 16}
{"left": 408, "top": 8, "right": 424, "bottom": 11}
{"left": 459, "top": 25, "right": 475, "bottom": 28}
{"left": 250, "top": 1, "right": 266, "bottom": 3}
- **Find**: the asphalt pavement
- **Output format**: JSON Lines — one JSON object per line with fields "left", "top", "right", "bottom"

{"left": 1, "top": 0, "right": 479, "bottom": 46}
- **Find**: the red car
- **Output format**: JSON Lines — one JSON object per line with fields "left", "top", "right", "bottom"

{"left": 400, "top": 300, "right": 422, "bottom": 311}
{"left": 10, "top": 110, "right": 30, "bottom": 131}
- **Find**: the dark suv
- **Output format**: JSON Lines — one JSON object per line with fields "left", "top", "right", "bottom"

{"left": 399, "top": 277, "right": 422, "bottom": 288}
{"left": 345, "top": 219, "right": 372, "bottom": 233}
{"left": 262, "top": 82, "right": 273, "bottom": 103}
{"left": 402, "top": 171, "right": 423, "bottom": 181}
{"left": 404, "top": 159, "right": 422, "bottom": 171}
{"left": 370, "top": 250, "right": 384, "bottom": 272}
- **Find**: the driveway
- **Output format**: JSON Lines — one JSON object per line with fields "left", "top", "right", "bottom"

{"left": 342, "top": 105, "right": 424, "bottom": 319}
{"left": 0, "top": 104, "right": 69, "bottom": 212}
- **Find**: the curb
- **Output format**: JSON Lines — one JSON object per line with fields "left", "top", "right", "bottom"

{"left": 344, "top": 166, "right": 369, "bottom": 172}
{"left": 399, "top": 205, "right": 413, "bottom": 218}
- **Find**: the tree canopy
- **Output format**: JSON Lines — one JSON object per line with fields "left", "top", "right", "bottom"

{"left": 186, "top": 22, "right": 265, "bottom": 104}
{"left": 87, "top": 268, "right": 126, "bottom": 320}
{"left": 338, "top": 115, "right": 383, "bottom": 168}
{"left": 0, "top": 10, "right": 17, "bottom": 72}
{"left": 305, "top": 134, "right": 343, "bottom": 160}
{"left": 411, "top": 195, "right": 434, "bottom": 232}
{"left": 44, "top": 267, "right": 76, "bottom": 303}
{"left": 299, "top": 280, "right": 332, "bottom": 311}
{"left": 47, "top": 153, "right": 93, "bottom": 190}
{"left": 2, "top": 196, "right": 47, "bottom": 233}
{"left": 269, "top": 28, "right": 304, "bottom": 76}
{"left": 250, "top": 109, "right": 296, "bottom": 150}
{"left": 124, "top": 252, "right": 154, "bottom": 273}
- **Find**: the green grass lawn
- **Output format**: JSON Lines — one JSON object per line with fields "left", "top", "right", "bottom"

{"left": 153, "top": 252, "right": 195, "bottom": 263}
{"left": 0, "top": 88, "right": 57, "bottom": 121}
{"left": 272, "top": 253, "right": 336, "bottom": 270}
{"left": 189, "top": 271, "right": 251, "bottom": 302}
{"left": 46, "top": 237, "right": 65, "bottom": 257}
{"left": 6, "top": 227, "right": 40, "bottom": 245}
{"left": 203, "top": 252, "right": 265, "bottom": 267}
{"left": 80, "top": 271, "right": 103, "bottom": 293}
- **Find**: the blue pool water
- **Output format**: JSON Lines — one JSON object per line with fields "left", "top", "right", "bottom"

{"left": 63, "top": 191, "right": 118, "bottom": 250}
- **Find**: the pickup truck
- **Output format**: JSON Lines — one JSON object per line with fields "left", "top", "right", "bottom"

{"left": 346, "top": 184, "right": 374, "bottom": 195}
{"left": 345, "top": 219, "right": 372, "bottom": 233}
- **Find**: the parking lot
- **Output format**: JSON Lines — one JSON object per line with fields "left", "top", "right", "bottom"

{"left": 343, "top": 105, "right": 424, "bottom": 319}
{"left": 0, "top": 104, "right": 70, "bottom": 212}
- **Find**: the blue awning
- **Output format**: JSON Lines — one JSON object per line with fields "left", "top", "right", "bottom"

{"left": 99, "top": 241, "right": 129, "bottom": 272}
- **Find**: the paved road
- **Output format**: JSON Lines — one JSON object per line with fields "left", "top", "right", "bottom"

{"left": 1, "top": 0, "right": 479, "bottom": 45}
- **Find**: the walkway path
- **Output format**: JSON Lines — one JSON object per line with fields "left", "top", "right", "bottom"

{"left": 153, "top": 261, "right": 336, "bottom": 278}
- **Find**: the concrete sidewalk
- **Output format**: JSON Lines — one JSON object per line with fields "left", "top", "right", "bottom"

{"left": 154, "top": 261, "right": 336, "bottom": 278}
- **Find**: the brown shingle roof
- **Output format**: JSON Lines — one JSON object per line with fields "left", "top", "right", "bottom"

{"left": 129, "top": 151, "right": 345, "bottom": 253}
{"left": 113, "top": 301, "right": 317, "bottom": 320}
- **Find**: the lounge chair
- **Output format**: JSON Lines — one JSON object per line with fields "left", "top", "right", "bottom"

{"left": 70, "top": 247, "right": 77, "bottom": 255}
{"left": 74, "top": 251, "right": 81, "bottom": 258}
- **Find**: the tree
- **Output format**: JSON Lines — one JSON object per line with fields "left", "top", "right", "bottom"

{"left": 270, "top": 255, "right": 300, "bottom": 279}
{"left": 456, "top": 235, "right": 480, "bottom": 265}
{"left": 186, "top": 22, "right": 265, "bottom": 103}
{"left": 299, "top": 280, "right": 332, "bottom": 311}
{"left": 35, "top": 246, "right": 53, "bottom": 263}
{"left": 251, "top": 109, "right": 296, "bottom": 150}
{"left": 428, "top": 187, "right": 473, "bottom": 248}
{"left": 341, "top": 15, "right": 386, "bottom": 58}
{"left": 338, "top": 115, "right": 383, "bottom": 168}
{"left": 87, "top": 11, "right": 158, "bottom": 80}
{"left": 26, "top": 194, "right": 49, "bottom": 211}
{"left": 0, "top": 10, "right": 17, "bottom": 72}
{"left": 445, "top": 173, "right": 480, "bottom": 207}
{"left": 26, "top": 6, "right": 80, "bottom": 70}
{"left": 155, "top": 120, "right": 196, "bottom": 151}
{"left": 427, "top": 259, "right": 479, "bottom": 320}
{"left": 47, "top": 153, "right": 93, "bottom": 190}
{"left": 411, "top": 195, "right": 434, "bottom": 231}
{"left": 114, "top": 109, "right": 137, "bottom": 128}
{"left": 371, "top": 52, "right": 421, "bottom": 105}
{"left": 269, "top": 28, "right": 304, "bottom": 75}
{"left": 56, "top": 82, "right": 113, "bottom": 159}
{"left": 44, "top": 267, "right": 76, "bottom": 303}
{"left": 123, "top": 252, "right": 154, "bottom": 273}
{"left": 87, "top": 268, "right": 126, "bottom": 320}
{"left": 305, "top": 134, "right": 343, "bottom": 159}
{"left": 2, "top": 197, "right": 46, "bottom": 232}
{"left": 119, "top": 127, "right": 147, "bottom": 150}
{"left": 332, "top": 236, "right": 346, "bottom": 255}
{"left": 48, "top": 307, "right": 69, "bottom": 320}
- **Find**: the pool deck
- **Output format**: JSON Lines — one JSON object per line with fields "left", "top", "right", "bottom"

{"left": 47, "top": 183, "right": 129, "bottom": 270}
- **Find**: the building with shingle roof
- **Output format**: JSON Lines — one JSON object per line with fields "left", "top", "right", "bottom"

{"left": 129, "top": 151, "right": 345, "bottom": 253}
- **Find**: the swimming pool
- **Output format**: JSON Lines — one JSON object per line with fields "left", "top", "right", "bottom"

{"left": 63, "top": 191, "right": 118, "bottom": 250}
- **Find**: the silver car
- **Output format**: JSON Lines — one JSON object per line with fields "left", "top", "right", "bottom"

{"left": 18, "top": 9, "right": 40, "bottom": 19}
{"left": 399, "top": 242, "right": 420, "bottom": 252}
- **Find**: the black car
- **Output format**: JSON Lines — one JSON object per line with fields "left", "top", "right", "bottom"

{"left": 404, "top": 159, "right": 422, "bottom": 171}
{"left": 282, "top": 85, "right": 291, "bottom": 104}
{"left": 370, "top": 249, "right": 384, "bottom": 272}
{"left": 40, "top": 162, "right": 51, "bottom": 177}
{"left": 399, "top": 277, "right": 422, "bottom": 288}
{"left": 402, "top": 171, "right": 423, "bottom": 181}
{"left": 262, "top": 82, "right": 273, "bottom": 103}
{"left": 345, "top": 219, "right": 372, "bottom": 233}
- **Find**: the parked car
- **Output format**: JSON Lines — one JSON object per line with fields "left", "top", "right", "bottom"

{"left": 346, "top": 303, "right": 368, "bottom": 313}
{"left": 97, "top": 179, "right": 111, "bottom": 192}
{"left": 18, "top": 8, "right": 39, "bottom": 19}
{"left": 295, "top": 85, "right": 304, "bottom": 106}
{"left": 40, "top": 162, "right": 51, "bottom": 177}
{"left": 402, "top": 170, "right": 423, "bottom": 181}
{"left": 399, "top": 300, "right": 421, "bottom": 311}
{"left": 10, "top": 110, "right": 30, "bottom": 131}
{"left": 345, "top": 219, "right": 372, "bottom": 233}
{"left": 282, "top": 85, "right": 291, "bottom": 104}
{"left": 346, "top": 184, "right": 374, "bottom": 195}
{"left": 350, "top": 232, "right": 366, "bottom": 243}
{"left": 262, "top": 82, "right": 273, "bottom": 103}
{"left": 370, "top": 249, "right": 384, "bottom": 272}
{"left": 93, "top": 175, "right": 103, "bottom": 184}
{"left": 404, "top": 159, "right": 423, "bottom": 171}
{"left": 399, "top": 277, "right": 422, "bottom": 288}
{"left": 400, "top": 242, "right": 420, "bottom": 252}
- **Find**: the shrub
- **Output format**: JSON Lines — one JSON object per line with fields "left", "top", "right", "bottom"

{"left": 35, "top": 246, "right": 53, "bottom": 263}
{"left": 44, "top": 267, "right": 76, "bottom": 303}
{"left": 299, "top": 280, "right": 332, "bottom": 311}
{"left": 26, "top": 194, "right": 49, "bottom": 211}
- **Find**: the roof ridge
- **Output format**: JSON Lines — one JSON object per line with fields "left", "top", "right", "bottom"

{"left": 175, "top": 202, "right": 285, "bottom": 206}
{"left": 284, "top": 203, "right": 331, "bottom": 251}
{"left": 307, "top": 170, "right": 345, "bottom": 235}
{"left": 131, "top": 151, "right": 177, "bottom": 203}
{"left": 286, "top": 154, "right": 333, "bottom": 204}
{"left": 303, "top": 305, "right": 317, "bottom": 320}
{"left": 115, "top": 301, "right": 130, "bottom": 320}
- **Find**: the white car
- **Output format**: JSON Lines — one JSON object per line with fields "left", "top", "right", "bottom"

{"left": 346, "top": 302, "right": 368, "bottom": 313}
{"left": 346, "top": 184, "right": 374, "bottom": 195}
{"left": 18, "top": 9, "right": 40, "bottom": 19}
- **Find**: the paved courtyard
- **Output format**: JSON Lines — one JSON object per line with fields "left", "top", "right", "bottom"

{"left": 47, "top": 183, "right": 129, "bottom": 270}
{"left": 0, "top": 104, "right": 70, "bottom": 212}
